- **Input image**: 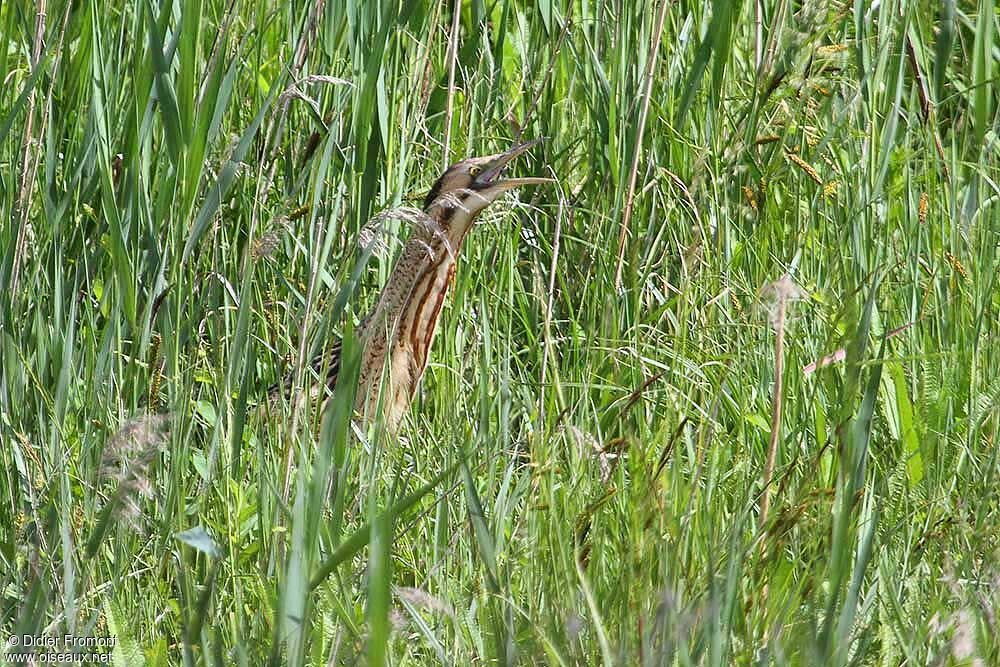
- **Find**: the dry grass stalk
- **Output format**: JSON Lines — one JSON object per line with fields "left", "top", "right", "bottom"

{"left": 758, "top": 274, "right": 804, "bottom": 532}
{"left": 10, "top": 0, "right": 48, "bottom": 298}
{"left": 442, "top": 0, "right": 462, "bottom": 166}
{"left": 614, "top": 0, "right": 672, "bottom": 289}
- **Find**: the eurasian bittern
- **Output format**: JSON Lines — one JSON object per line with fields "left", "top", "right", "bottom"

{"left": 271, "top": 139, "right": 551, "bottom": 429}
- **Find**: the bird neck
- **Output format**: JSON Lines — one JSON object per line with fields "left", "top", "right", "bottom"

{"left": 363, "top": 204, "right": 478, "bottom": 361}
{"left": 424, "top": 198, "right": 479, "bottom": 252}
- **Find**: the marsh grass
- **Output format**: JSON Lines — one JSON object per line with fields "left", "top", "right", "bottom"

{"left": 2, "top": 0, "right": 999, "bottom": 664}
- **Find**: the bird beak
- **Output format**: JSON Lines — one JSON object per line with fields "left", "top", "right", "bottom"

{"left": 475, "top": 138, "right": 555, "bottom": 192}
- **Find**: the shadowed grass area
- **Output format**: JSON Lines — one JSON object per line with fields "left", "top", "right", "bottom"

{"left": 2, "top": 0, "right": 998, "bottom": 664}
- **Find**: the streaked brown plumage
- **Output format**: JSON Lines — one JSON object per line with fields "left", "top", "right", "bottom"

{"left": 270, "top": 139, "right": 551, "bottom": 430}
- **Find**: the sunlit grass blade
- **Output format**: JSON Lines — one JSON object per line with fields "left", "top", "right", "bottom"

{"left": 308, "top": 463, "right": 458, "bottom": 591}
{"left": 181, "top": 82, "right": 277, "bottom": 264}
{"left": 144, "top": 0, "right": 183, "bottom": 164}
{"left": 365, "top": 509, "right": 392, "bottom": 667}
{"left": 0, "top": 48, "right": 50, "bottom": 147}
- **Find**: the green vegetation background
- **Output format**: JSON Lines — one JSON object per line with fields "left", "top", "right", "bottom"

{"left": 1, "top": 0, "right": 998, "bottom": 664}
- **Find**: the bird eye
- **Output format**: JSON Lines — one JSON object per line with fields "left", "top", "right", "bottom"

{"left": 469, "top": 166, "right": 481, "bottom": 176}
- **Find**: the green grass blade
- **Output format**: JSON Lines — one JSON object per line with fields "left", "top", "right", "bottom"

{"left": 309, "top": 464, "right": 458, "bottom": 591}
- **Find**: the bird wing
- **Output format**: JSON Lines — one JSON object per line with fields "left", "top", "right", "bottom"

{"left": 267, "top": 340, "right": 343, "bottom": 402}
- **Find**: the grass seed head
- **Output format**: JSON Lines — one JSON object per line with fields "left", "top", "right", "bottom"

{"left": 759, "top": 274, "right": 805, "bottom": 331}
{"left": 945, "top": 252, "right": 969, "bottom": 281}
{"left": 148, "top": 333, "right": 164, "bottom": 411}
{"left": 252, "top": 229, "right": 282, "bottom": 260}
{"left": 785, "top": 151, "right": 823, "bottom": 185}
{"left": 361, "top": 206, "right": 443, "bottom": 259}
{"left": 101, "top": 414, "right": 170, "bottom": 527}
{"left": 394, "top": 586, "right": 455, "bottom": 619}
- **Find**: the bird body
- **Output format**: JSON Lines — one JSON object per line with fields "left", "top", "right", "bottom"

{"left": 272, "top": 139, "right": 550, "bottom": 430}
{"left": 354, "top": 227, "right": 459, "bottom": 427}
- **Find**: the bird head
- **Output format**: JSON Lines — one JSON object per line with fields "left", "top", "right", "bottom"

{"left": 421, "top": 139, "right": 552, "bottom": 247}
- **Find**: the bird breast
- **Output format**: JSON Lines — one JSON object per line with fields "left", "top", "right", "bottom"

{"left": 355, "top": 239, "right": 457, "bottom": 428}
{"left": 398, "top": 250, "right": 457, "bottom": 386}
